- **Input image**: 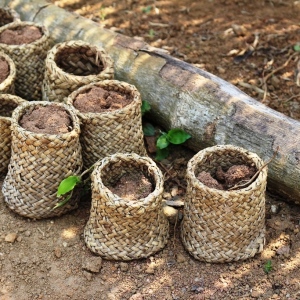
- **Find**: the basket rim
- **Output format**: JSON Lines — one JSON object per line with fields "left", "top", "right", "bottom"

{"left": 0, "top": 94, "right": 26, "bottom": 122}
{"left": 45, "top": 40, "right": 114, "bottom": 80}
{"left": 0, "top": 51, "right": 16, "bottom": 91}
{"left": 187, "top": 144, "right": 268, "bottom": 194}
{"left": 66, "top": 79, "right": 141, "bottom": 118}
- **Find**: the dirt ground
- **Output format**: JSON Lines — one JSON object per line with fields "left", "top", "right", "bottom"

{"left": 1, "top": 0, "right": 300, "bottom": 299}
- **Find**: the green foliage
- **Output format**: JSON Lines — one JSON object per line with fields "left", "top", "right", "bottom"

{"left": 99, "top": 7, "right": 107, "bottom": 21}
{"left": 156, "top": 132, "right": 169, "bottom": 149}
{"left": 141, "top": 100, "right": 151, "bottom": 115}
{"left": 167, "top": 128, "right": 191, "bottom": 145}
{"left": 155, "top": 147, "right": 169, "bottom": 161}
{"left": 57, "top": 175, "right": 81, "bottom": 197}
{"left": 142, "top": 6, "right": 152, "bottom": 13}
{"left": 264, "top": 260, "right": 272, "bottom": 274}
{"left": 143, "top": 123, "right": 155, "bottom": 136}
{"left": 294, "top": 44, "right": 300, "bottom": 52}
{"left": 148, "top": 29, "right": 155, "bottom": 38}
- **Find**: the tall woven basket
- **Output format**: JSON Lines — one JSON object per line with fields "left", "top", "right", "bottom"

{"left": 67, "top": 80, "right": 147, "bottom": 169}
{"left": 42, "top": 40, "right": 114, "bottom": 102}
{"left": 0, "top": 51, "right": 16, "bottom": 94}
{"left": 181, "top": 145, "right": 267, "bottom": 263}
{"left": 0, "top": 7, "right": 20, "bottom": 27}
{"left": 0, "top": 94, "right": 26, "bottom": 178}
{"left": 2, "top": 101, "right": 82, "bottom": 219}
{"left": 84, "top": 153, "right": 169, "bottom": 260}
{"left": 0, "top": 21, "right": 51, "bottom": 100}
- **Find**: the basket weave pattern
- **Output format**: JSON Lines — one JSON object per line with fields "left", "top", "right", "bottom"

{"left": 0, "top": 7, "right": 20, "bottom": 27}
{"left": 0, "top": 52, "right": 16, "bottom": 94}
{"left": 42, "top": 40, "right": 114, "bottom": 102}
{"left": 2, "top": 101, "right": 82, "bottom": 219}
{"left": 181, "top": 145, "right": 267, "bottom": 263}
{"left": 0, "top": 94, "right": 25, "bottom": 177}
{"left": 84, "top": 153, "right": 169, "bottom": 260}
{"left": 0, "top": 21, "right": 51, "bottom": 100}
{"left": 67, "top": 80, "right": 147, "bottom": 168}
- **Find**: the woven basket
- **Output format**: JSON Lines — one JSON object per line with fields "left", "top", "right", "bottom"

{"left": 0, "top": 7, "right": 20, "bottom": 27}
{"left": 0, "top": 94, "right": 26, "bottom": 178}
{"left": 42, "top": 40, "right": 114, "bottom": 103}
{"left": 0, "top": 21, "right": 51, "bottom": 100}
{"left": 0, "top": 51, "right": 16, "bottom": 94}
{"left": 181, "top": 145, "right": 267, "bottom": 263}
{"left": 67, "top": 80, "right": 147, "bottom": 169}
{"left": 2, "top": 101, "right": 82, "bottom": 219}
{"left": 84, "top": 153, "right": 169, "bottom": 260}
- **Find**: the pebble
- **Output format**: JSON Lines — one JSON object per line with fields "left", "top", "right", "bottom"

{"left": 163, "top": 192, "right": 172, "bottom": 200}
{"left": 176, "top": 253, "right": 187, "bottom": 263}
{"left": 54, "top": 247, "right": 62, "bottom": 258}
{"left": 16, "top": 236, "right": 22, "bottom": 242}
{"left": 276, "top": 245, "right": 290, "bottom": 257}
{"left": 5, "top": 233, "right": 17, "bottom": 243}
{"left": 83, "top": 270, "right": 93, "bottom": 281}
{"left": 82, "top": 257, "right": 103, "bottom": 273}
{"left": 171, "top": 185, "right": 178, "bottom": 197}
{"left": 119, "top": 262, "right": 129, "bottom": 272}
{"left": 24, "top": 230, "right": 31, "bottom": 237}
{"left": 129, "top": 293, "right": 143, "bottom": 300}
{"left": 62, "top": 242, "right": 68, "bottom": 248}
{"left": 145, "top": 265, "right": 155, "bottom": 275}
{"left": 271, "top": 204, "right": 280, "bottom": 214}
{"left": 228, "top": 265, "right": 235, "bottom": 271}
{"left": 163, "top": 206, "right": 178, "bottom": 224}
{"left": 231, "top": 24, "right": 247, "bottom": 36}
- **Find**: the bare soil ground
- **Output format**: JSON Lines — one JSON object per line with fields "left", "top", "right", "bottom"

{"left": 1, "top": 0, "right": 300, "bottom": 300}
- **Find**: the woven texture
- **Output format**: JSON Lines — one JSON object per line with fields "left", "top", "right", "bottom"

{"left": 2, "top": 101, "right": 82, "bottom": 219}
{"left": 0, "top": 21, "right": 51, "bottom": 100}
{"left": 0, "top": 94, "right": 26, "bottom": 178}
{"left": 67, "top": 80, "right": 147, "bottom": 169}
{"left": 42, "top": 40, "right": 114, "bottom": 102}
{"left": 84, "top": 153, "right": 169, "bottom": 260}
{"left": 0, "top": 7, "right": 20, "bottom": 27}
{"left": 181, "top": 145, "right": 267, "bottom": 263}
{"left": 0, "top": 51, "right": 16, "bottom": 94}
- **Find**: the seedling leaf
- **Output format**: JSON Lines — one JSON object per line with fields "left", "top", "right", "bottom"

{"left": 143, "top": 123, "right": 155, "bottom": 136}
{"left": 141, "top": 100, "right": 151, "bottom": 115}
{"left": 53, "top": 193, "right": 72, "bottom": 210}
{"left": 142, "top": 6, "right": 152, "bottom": 13}
{"left": 294, "top": 44, "right": 300, "bottom": 52}
{"left": 167, "top": 128, "right": 191, "bottom": 145}
{"left": 156, "top": 133, "right": 169, "bottom": 149}
{"left": 57, "top": 175, "right": 81, "bottom": 197}
{"left": 155, "top": 147, "right": 169, "bottom": 161}
{"left": 264, "top": 260, "right": 272, "bottom": 274}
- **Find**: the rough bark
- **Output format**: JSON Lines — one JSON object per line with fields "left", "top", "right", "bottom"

{"left": 2, "top": 0, "right": 300, "bottom": 204}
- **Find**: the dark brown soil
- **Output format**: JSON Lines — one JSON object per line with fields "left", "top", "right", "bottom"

{"left": 74, "top": 86, "right": 132, "bottom": 113}
{"left": 0, "top": 25, "right": 42, "bottom": 45}
{"left": 19, "top": 105, "right": 72, "bottom": 134}
{"left": 108, "top": 170, "right": 153, "bottom": 200}
{"left": 0, "top": 57, "right": 9, "bottom": 84}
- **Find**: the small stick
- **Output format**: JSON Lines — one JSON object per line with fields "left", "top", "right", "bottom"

{"left": 157, "top": 162, "right": 186, "bottom": 190}
{"left": 228, "top": 147, "right": 279, "bottom": 191}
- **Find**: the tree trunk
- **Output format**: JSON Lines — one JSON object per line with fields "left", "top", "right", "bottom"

{"left": 3, "top": 0, "right": 300, "bottom": 204}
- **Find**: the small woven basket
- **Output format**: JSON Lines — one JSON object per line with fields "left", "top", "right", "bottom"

{"left": 67, "top": 80, "right": 147, "bottom": 169}
{"left": 0, "top": 7, "right": 20, "bottom": 27}
{"left": 0, "top": 51, "right": 16, "bottom": 94}
{"left": 2, "top": 101, "right": 82, "bottom": 219}
{"left": 0, "top": 21, "right": 52, "bottom": 100}
{"left": 42, "top": 40, "right": 114, "bottom": 102}
{"left": 84, "top": 153, "right": 169, "bottom": 260}
{"left": 0, "top": 94, "right": 26, "bottom": 178}
{"left": 181, "top": 145, "right": 267, "bottom": 263}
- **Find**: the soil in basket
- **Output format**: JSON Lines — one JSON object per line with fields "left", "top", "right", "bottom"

{"left": 0, "top": 25, "right": 42, "bottom": 45}
{"left": 0, "top": 57, "right": 9, "bottom": 84}
{"left": 197, "top": 164, "right": 256, "bottom": 190}
{"left": 73, "top": 86, "right": 132, "bottom": 113}
{"left": 19, "top": 105, "right": 72, "bottom": 134}
{"left": 108, "top": 170, "right": 154, "bottom": 200}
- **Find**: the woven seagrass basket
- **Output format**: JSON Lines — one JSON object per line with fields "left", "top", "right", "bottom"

{"left": 0, "top": 21, "right": 51, "bottom": 100}
{"left": 0, "top": 7, "right": 20, "bottom": 27}
{"left": 42, "top": 40, "right": 114, "bottom": 102}
{"left": 0, "top": 94, "right": 26, "bottom": 178}
{"left": 2, "top": 101, "right": 82, "bottom": 219}
{"left": 84, "top": 153, "right": 169, "bottom": 260}
{"left": 0, "top": 51, "right": 16, "bottom": 94}
{"left": 67, "top": 80, "right": 147, "bottom": 169}
{"left": 181, "top": 145, "right": 267, "bottom": 263}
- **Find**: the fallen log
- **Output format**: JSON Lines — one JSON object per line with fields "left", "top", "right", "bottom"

{"left": 2, "top": 0, "right": 300, "bottom": 204}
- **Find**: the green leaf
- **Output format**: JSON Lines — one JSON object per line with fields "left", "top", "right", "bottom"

{"left": 53, "top": 193, "right": 72, "bottom": 210}
{"left": 141, "top": 100, "right": 151, "bottom": 115}
{"left": 294, "top": 44, "right": 300, "bottom": 52}
{"left": 57, "top": 175, "right": 81, "bottom": 197}
{"left": 167, "top": 128, "right": 191, "bottom": 145}
{"left": 155, "top": 147, "right": 169, "bottom": 161}
{"left": 143, "top": 123, "right": 155, "bottom": 136}
{"left": 142, "top": 6, "right": 152, "bottom": 13}
{"left": 156, "top": 133, "right": 169, "bottom": 149}
{"left": 264, "top": 260, "right": 272, "bottom": 274}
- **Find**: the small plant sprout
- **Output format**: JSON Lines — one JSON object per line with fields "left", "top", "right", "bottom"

{"left": 142, "top": 6, "right": 152, "bottom": 14}
{"left": 264, "top": 260, "right": 272, "bottom": 274}
{"left": 141, "top": 100, "right": 151, "bottom": 115}
{"left": 148, "top": 29, "right": 155, "bottom": 38}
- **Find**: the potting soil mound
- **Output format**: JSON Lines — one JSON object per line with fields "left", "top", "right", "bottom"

{"left": 19, "top": 105, "right": 72, "bottom": 134}
{"left": 73, "top": 86, "right": 132, "bottom": 113}
{"left": 0, "top": 57, "right": 9, "bottom": 84}
{"left": 0, "top": 25, "right": 42, "bottom": 45}
{"left": 197, "top": 164, "right": 256, "bottom": 190}
{"left": 108, "top": 170, "right": 153, "bottom": 200}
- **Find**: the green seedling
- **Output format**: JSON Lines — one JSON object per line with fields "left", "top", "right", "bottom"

{"left": 141, "top": 100, "right": 151, "bottom": 115}
{"left": 142, "top": 6, "right": 152, "bottom": 13}
{"left": 264, "top": 260, "right": 272, "bottom": 274}
{"left": 148, "top": 29, "right": 155, "bottom": 38}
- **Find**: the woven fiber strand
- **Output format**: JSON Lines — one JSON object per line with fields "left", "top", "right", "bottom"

{"left": 0, "top": 21, "right": 51, "bottom": 100}
{"left": 84, "top": 153, "right": 169, "bottom": 260}
{"left": 0, "top": 52, "right": 16, "bottom": 94}
{"left": 2, "top": 101, "right": 82, "bottom": 219}
{"left": 0, "top": 94, "right": 26, "bottom": 177}
{"left": 67, "top": 80, "right": 147, "bottom": 169}
{"left": 0, "top": 7, "right": 20, "bottom": 27}
{"left": 42, "top": 40, "right": 114, "bottom": 102}
{"left": 181, "top": 145, "right": 267, "bottom": 263}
